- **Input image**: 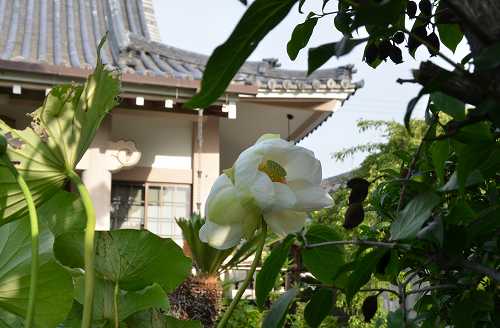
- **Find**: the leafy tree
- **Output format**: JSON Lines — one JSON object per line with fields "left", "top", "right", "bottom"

{"left": 188, "top": 1, "right": 500, "bottom": 327}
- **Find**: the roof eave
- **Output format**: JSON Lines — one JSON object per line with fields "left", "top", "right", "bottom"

{"left": 0, "top": 59, "right": 258, "bottom": 99}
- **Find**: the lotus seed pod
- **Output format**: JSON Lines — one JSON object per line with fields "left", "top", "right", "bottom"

{"left": 362, "top": 295, "right": 378, "bottom": 322}
{"left": 427, "top": 32, "right": 441, "bottom": 56}
{"left": 347, "top": 178, "right": 370, "bottom": 204}
{"left": 407, "top": 1, "right": 417, "bottom": 18}
{"left": 419, "top": 0, "right": 432, "bottom": 16}
{"left": 343, "top": 202, "right": 365, "bottom": 229}
{"left": 393, "top": 31, "right": 405, "bottom": 44}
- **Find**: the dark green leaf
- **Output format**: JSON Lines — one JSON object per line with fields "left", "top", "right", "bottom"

{"left": 387, "top": 309, "right": 405, "bottom": 328}
{"left": 256, "top": 236, "right": 294, "bottom": 308}
{"left": 345, "top": 249, "right": 385, "bottom": 302}
{"left": 375, "top": 250, "right": 399, "bottom": 283}
{"left": 430, "top": 140, "right": 449, "bottom": 185}
{"left": 475, "top": 42, "right": 500, "bottom": 71}
{"left": 440, "top": 170, "right": 483, "bottom": 192}
{"left": 54, "top": 229, "right": 192, "bottom": 292}
{"left": 186, "top": 0, "right": 298, "bottom": 108}
{"left": 334, "top": 12, "right": 353, "bottom": 35}
{"left": 304, "top": 288, "right": 334, "bottom": 328}
{"left": 308, "top": 38, "right": 367, "bottom": 75}
{"left": 390, "top": 192, "right": 441, "bottom": 240}
{"left": 451, "top": 291, "right": 494, "bottom": 328}
{"left": 437, "top": 24, "right": 463, "bottom": 52}
{"left": 287, "top": 16, "right": 318, "bottom": 60}
{"left": 454, "top": 142, "right": 491, "bottom": 192}
{"left": 431, "top": 92, "right": 465, "bottom": 120}
{"left": 302, "top": 224, "right": 345, "bottom": 284}
{"left": 262, "top": 288, "right": 298, "bottom": 328}
{"left": 452, "top": 122, "right": 494, "bottom": 144}
{"left": 404, "top": 89, "right": 427, "bottom": 132}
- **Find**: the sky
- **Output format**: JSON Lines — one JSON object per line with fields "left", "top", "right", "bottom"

{"left": 152, "top": 0, "right": 467, "bottom": 178}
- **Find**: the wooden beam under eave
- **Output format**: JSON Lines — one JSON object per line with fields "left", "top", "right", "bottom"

{"left": 0, "top": 59, "right": 258, "bottom": 95}
{"left": 288, "top": 111, "right": 331, "bottom": 142}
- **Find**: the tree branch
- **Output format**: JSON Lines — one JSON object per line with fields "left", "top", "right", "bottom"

{"left": 304, "top": 239, "right": 410, "bottom": 250}
{"left": 407, "top": 284, "right": 457, "bottom": 295}
{"left": 413, "top": 61, "right": 490, "bottom": 106}
{"left": 397, "top": 112, "right": 435, "bottom": 212}
{"left": 359, "top": 288, "right": 400, "bottom": 297}
{"left": 462, "top": 260, "right": 500, "bottom": 284}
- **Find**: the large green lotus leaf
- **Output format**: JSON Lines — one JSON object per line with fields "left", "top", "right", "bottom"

{"left": 0, "top": 217, "right": 74, "bottom": 327}
{"left": 37, "top": 190, "right": 86, "bottom": 237}
{"left": 73, "top": 277, "right": 169, "bottom": 324}
{"left": 0, "top": 308, "right": 24, "bottom": 327}
{"left": 0, "top": 47, "right": 120, "bottom": 224}
{"left": 54, "top": 229, "right": 192, "bottom": 292}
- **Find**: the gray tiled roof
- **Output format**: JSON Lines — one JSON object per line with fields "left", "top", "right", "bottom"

{"left": 0, "top": 0, "right": 359, "bottom": 92}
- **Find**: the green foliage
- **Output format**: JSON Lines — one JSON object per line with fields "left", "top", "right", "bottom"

{"left": 177, "top": 215, "right": 233, "bottom": 276}
{"left": 308, "top": 38, "right": 367, "bottom": 75}
{"left": 287, "top": 14, "right": 318, "bottom": 60}
{"left": 226, "top": 301, "right": 263, "bottom": 328}
{"left": 390, "top": 191, "right": 441, "bottom": 240}
{"left": 187, "top": 0, "right": 500, "bottom": 325}
{"left": 73, "top": 278, "right": 169, "bottom": 323}
{"left": 303, "top": 288, "right": 334, "bottom": 327}
{"left": 177, "top": 215, "right": 259, "bottom": 277}
{"left": 256, "top": 236, "right": 295, "bottom": 308}
{"left": 54, "top": 229, "right": 191, "bottom": 292}
{"left": 301, "top": 224, "right": 345, "bottom": 285}
{"left": 437, "top": 24, "right": 463, "bottom": 52}
{"left": 262, "top": 288, "right": 299, "bottom": 328}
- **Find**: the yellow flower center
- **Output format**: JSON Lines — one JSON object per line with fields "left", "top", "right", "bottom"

{"left": 258, "top": 160, "right": 287, "bottom": 183}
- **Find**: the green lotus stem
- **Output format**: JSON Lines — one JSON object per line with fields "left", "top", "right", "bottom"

{"left": 114, "top": 282, "right": 120, "bottom": 328}
{"left": 217, "top": 223, "right": 267, "bottom": 328}
{"left": 67, "top": 170, "right": 96, "bottom": 328}
{"left": 3, "top": 157, "right": 39, "bottom": 328}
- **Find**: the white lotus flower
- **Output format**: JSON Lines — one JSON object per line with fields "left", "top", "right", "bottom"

{"left": 200, "top": 134, "right": 332, "bottom": 249}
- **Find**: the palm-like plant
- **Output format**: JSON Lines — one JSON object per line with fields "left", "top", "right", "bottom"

{"left": 170, "top": 215, "right": 258, "bottom": 327}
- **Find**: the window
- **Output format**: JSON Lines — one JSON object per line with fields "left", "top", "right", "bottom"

{"left": 111, "top": 183, "right": 145, "bottom": 230}
{"left": 111, "top": 182, "right": 191, "bottom": 244}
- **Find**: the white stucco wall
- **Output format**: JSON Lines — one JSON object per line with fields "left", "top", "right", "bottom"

{"left": 219, "top": 102, "right": 311, "bottom": 171}
{"left": 111, "top": 111, "right": 193, "bottom": 170}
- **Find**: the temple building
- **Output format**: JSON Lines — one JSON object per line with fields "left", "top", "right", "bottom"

{"left": 0, "top": 0, "right": 361, "bottom": 245}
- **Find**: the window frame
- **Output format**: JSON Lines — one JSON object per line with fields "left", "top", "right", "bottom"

{"left": 111, "top": 180, "right": 192, "bottom": 238}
